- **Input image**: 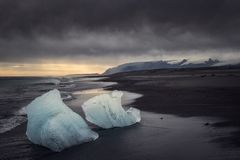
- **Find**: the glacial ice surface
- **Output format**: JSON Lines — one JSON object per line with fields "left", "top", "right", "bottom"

{"left": 26, "top": 89, "right": 98, "bottom": 152}
{"left": 82, "top": 90, "right": 141, "bottom": 129}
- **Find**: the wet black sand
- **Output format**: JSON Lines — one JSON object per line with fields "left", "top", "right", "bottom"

{"left": 103, "top": 67, "right": 240, "bottom": 147}
{"left": 1, "top": 67, "right": 240, "bottom": 160}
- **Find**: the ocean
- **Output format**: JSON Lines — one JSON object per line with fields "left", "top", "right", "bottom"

{"left": 0, "top": 75, "right": 117, "bottom": 134}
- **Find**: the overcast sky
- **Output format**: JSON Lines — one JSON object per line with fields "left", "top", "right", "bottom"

{"left": 0, "top": 0, "right": 240, "bottom": 76}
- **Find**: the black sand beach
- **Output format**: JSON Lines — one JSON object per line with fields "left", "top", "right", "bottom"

{"left": 104, "top": 67, "right": 240, "bottom": 147}
{"left": 1, "top": 67, "right": 240, "bottom": 160}
{"left": 106, "top": 67, "right": 240, "bottom": 116}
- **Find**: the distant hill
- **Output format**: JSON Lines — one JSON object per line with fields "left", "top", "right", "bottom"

{"left": 103, "top": 58, "right": 221, "bottom": 75}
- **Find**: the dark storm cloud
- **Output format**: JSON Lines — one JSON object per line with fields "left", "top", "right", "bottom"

{"left": 0, "top": 0, "right": 240, "bottom": 62}
{"left": 1, "top": 0, "right": 240, "bottom": 36}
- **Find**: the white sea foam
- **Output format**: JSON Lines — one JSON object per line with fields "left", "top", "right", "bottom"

{"left": 0, "top": 116, "right": 27, "bottom": 134}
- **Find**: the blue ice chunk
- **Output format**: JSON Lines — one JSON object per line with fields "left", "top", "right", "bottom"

{"left": 26, "top": 89, "right": 98, "bottom": 152}
{"left": 82, "top": 90, "right": 141, "bottom": 129}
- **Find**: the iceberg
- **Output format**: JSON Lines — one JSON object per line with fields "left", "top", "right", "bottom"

{"left": 26, "top": 89, "right": 98, "bottom": 152}
{"left": 82, "top": 90, "right": 141, "bottom": 129}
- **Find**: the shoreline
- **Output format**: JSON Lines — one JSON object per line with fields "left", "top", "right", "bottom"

{"left": 1, "top": 69, "right": 240, "bottom": 160}
{"left": 103, "top": 67, "right": 240, "bottom": 147}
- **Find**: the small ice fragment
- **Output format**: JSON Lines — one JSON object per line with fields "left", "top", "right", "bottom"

{"left": 26, "top": 89, "right": 98, "bottom": 152}
{"left": 82, "top": 90, "right": 141, "bottom": 129}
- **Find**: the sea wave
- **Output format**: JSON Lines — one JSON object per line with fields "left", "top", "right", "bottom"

{"left": 0, "top": 115, "right": 27, "bottom": 134}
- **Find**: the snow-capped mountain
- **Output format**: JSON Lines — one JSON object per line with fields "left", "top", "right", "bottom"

{"left": 103, "top": 59, "right": 220, "bottom": 75}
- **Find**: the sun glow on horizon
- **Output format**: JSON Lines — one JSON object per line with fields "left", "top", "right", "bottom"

{"left": 0, "top": 63, "right": 111, "bottom": 77}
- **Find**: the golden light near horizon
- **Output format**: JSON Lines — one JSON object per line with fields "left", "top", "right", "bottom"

{"left": 0, "top": 62, "right": 112, "bottom": 77}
